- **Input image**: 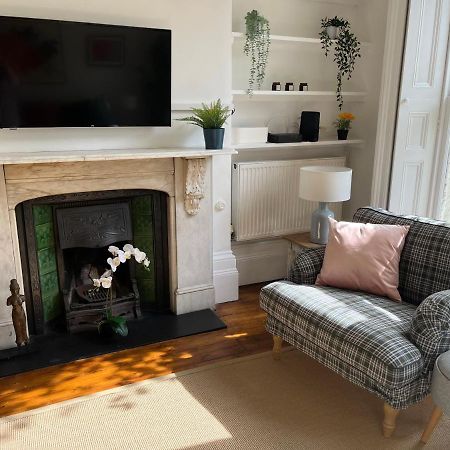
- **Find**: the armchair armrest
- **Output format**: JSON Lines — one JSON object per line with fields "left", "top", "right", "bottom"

{"left": 409, "top": 290, "right": 450, "bottom": 372}
{"left": 287, "top": 247, "right": 325, "bottom": 285}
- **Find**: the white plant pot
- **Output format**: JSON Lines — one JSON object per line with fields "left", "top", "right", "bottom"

{"left": 232, "top": 127, "right": 269, "bottom": 144}
{"left": 326, "top": 26, "right": 339, "bottom": 40}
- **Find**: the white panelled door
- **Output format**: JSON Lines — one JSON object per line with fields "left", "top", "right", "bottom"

{"left": 389, "top": 0, "right": 450, "bottom": 216}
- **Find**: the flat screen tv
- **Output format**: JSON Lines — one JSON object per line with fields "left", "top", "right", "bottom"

{"left": 0, "top": 16, "right": 171, "bottom": 128}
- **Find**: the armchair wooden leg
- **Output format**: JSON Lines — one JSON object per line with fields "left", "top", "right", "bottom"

{"left": 420, "top": 406, "right": 443, "bottom": 444}
{"left": 272, "top": 335, "right": 283, "bottom": 360}
{"left": 383, "top": 403, "right": 400, "bottom": 438}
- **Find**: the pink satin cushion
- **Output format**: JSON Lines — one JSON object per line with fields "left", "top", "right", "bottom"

{"left": 316, "top": 219, "right": 410, "bottom": 301}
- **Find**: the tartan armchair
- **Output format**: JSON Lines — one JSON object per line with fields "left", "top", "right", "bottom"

{"left": 260, "top": 207, "right": 450, "bottom": 437}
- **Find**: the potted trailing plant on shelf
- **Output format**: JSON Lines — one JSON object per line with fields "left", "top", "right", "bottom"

{"left": 244, "top": 9, "right": 270, "bottom": 95}
{"left": 334, "top": 112, "right": 355, "bottom": 140}
{"left": 320, "top": 16, "right": 347, "bottom": 42}
{"left": 177, "top": 99, "right": 233, "bottom": 149}
{"left": 319, "top": 16, "right": 361, "bottom": 110}
{"left": 92, "top": 244, "right": 151, "bottom": 338}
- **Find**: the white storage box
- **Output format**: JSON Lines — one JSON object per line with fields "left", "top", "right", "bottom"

{"left": 232, "top": 127, "right": 268, "bottom": 144}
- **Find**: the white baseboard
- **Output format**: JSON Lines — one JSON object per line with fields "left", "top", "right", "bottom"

{"left": 232, "top": 239, "right": 289, "bottom": 286}
{"left": 174, "top": 284, "right": 215, "bottom": 315}
{"left": 213, "top": 250, "right": 239, "bottom": 303}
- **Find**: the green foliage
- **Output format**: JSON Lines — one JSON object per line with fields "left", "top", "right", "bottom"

{"left": 177, "top": 99, "right": 233, "bottom": 129}
{"left": 98, "top": 312, "right": 129, "bottom": 337}
{"left": 319, "top": 17, "right": 361, "bottom": 110}
{"left": 244, "top": 10, "right": 270, "bottom": 95}
{"left": 335, "top": 118, "right": 352, "bottom": 130}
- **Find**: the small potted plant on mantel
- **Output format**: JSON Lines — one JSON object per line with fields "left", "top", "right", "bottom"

{"left": 178, "top": 99, "right": 234, "bottom": 150}
{"left": 334, "top": 112, "right": 355, "bottom": 140}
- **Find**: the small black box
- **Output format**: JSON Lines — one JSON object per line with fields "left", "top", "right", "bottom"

{"left": 267, "top": 133, "right": 303, "bottom": 143}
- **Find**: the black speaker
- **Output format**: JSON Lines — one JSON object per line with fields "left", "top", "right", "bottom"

{"left": 299, "top": 111, "right": 320, "bottom": 142}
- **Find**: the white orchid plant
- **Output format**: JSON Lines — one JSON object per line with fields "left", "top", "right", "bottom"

{"left": 92, "top": 243, "right": 150, "bottom": 337}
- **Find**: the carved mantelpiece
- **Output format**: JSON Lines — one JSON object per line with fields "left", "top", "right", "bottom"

{"left": 184, "top": 158, "right": 206, "bottom": 216}
{"left": 0, "top": 149, "right": 235, "bottom": 349}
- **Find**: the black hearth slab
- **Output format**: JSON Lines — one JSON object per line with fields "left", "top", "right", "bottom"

{"left": 0, "top": 309, "right": 226, "bottom": 378}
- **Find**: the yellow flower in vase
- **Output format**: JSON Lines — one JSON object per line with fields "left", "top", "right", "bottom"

{"left": 334, "top": 112, "right": 355, "bottom": 140}
{"left": 338, "top": 112, "right": 355, "bottom": 121}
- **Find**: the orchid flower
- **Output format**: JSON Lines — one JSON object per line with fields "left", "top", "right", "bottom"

{"left": 123, "top": 244, "right": 135, "bottom": 254}
{"left": 108, "top": 245, "right": 120, "bottom": 256}
{"left": 117, "top": 250, "right": 127, "bottom": 263}
{"left": 93, "top": 244, "right": 150, "bottom": 293}
{"left": 107, "top": 256, "right": 121, "bottom": 272}
{"left": 100, "top": 276, "right": 112, "bottom": 289}
{"left": 134, "top": 248, "right": 147, "bottom": 263}
{"left": 92, "top": 274, "right": 112, "bottom": 289}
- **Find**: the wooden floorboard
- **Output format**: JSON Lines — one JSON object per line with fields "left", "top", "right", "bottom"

{"left": 0, "top": 283, "right": 272, "bottom": 417}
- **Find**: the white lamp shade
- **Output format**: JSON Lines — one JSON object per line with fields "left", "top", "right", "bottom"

{"left": 299, "top": 166, "right": 352, "bottom": 203}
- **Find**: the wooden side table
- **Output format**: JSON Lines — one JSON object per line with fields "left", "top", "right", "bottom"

{"left": 283, "top": 232, "right": 325, "bottom": 274}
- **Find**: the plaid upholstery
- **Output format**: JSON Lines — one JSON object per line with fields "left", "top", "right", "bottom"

{"left": 353, "top": 207, "right": 450, "bottom": 306}
{"left": 262, "top": 207, "right": 450, "bottom": 408}
{"left": 288, "top": 247, "right": 325, "bottom": 285}
{"left": 261, "top": 282, "right": 422, "bottom": 391}
{"left": 409, "top": 290, "right": 450, "bottom": 372}
{"left": 265, "top": 314, "right": 430, "bottom": 409}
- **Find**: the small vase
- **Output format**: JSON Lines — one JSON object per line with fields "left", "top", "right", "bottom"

{"left": 203, "top": 128, "right": 225, "bottom": 150}
{"left": 326, "top": 26, "right": 339, "bottom": 40}
{"left": 337, "top": 129, "right": 349, "bottom": 140}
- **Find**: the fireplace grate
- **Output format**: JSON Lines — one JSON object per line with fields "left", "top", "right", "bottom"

{"left": 76, "top": 285, "right": 109, "bottom": 302}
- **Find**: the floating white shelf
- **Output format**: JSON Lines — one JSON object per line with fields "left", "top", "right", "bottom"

{"left": 232, "top": 32, "right": 370, "bottom": 47}
{"left": 233, "top": 139, "right": 364, "bottom": 150}
{"left": 232, "top": 90, "right": 366, "bottom": 101}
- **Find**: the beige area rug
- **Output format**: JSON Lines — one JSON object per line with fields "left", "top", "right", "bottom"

{"left": 1, "top": 349, "right": 449, "bottom": 450}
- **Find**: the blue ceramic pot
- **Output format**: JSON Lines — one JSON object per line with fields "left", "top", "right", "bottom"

{"left": 203, "top": 128, "right": 225, "bottom": 150}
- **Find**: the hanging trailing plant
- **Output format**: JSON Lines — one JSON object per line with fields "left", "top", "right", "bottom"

{"left": 319, "top": 16, "right": 361, "bottom": 110}
{"left": 244, "top": 10, "right": 270, "bottom": 95}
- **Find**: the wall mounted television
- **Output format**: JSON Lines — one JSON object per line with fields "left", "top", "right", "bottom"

{"left": 0, "top": 16, "right": 171, "bottom": 128}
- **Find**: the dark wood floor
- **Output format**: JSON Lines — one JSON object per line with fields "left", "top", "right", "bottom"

{"left": 0, "top": 283, "right": 272, "bottom": 417}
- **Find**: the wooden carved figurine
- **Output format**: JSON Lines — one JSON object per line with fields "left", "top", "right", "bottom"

{"left": 7, "top": 279, "right": 29, "bottom": 347}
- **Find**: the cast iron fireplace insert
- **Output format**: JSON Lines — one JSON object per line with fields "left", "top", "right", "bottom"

{"left": 15, "top": 189, "right": 170, "bottom": 336}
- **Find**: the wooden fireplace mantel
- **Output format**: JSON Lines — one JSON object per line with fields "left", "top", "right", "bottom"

{"left": 0, "top": 147, "right": 236, "bottom": 165}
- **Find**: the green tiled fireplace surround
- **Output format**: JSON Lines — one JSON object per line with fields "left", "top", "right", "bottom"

{"left": 33, "top": 205, "right": 63, "bottom": 323}
{"left": 31, "top": 194, "right": 160, "bottom": 327}
{"left": 131, "top": 195, "right": 157, "bottom": 309}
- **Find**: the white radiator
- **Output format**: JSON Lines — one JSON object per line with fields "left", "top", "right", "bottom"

{"left": 232, "top": 157, "right": 346, "bottom": 241}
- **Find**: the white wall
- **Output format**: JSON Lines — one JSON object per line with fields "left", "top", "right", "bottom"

{"left": 0, "top": 0, "right": 232, "bottom": 151}
{"left": 231, "top": 0, "right": 389, "bottom": 285}
{"left": 0, "top": 0, "right": 238, "bottom": 303}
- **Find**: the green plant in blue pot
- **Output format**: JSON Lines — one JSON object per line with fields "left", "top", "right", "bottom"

{"left": 178, "top": 99, "right": 234, "bottom": 150}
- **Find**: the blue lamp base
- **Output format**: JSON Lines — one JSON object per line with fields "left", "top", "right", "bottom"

{"left": 310, "top": 202, "right": 334, "bottom": 244}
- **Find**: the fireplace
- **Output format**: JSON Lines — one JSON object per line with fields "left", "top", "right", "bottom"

{"left": 16, "top": 189, "right": 170, "bottom": 335}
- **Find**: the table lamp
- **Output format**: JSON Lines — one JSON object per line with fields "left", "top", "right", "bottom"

{"left": 299, "top": 166, "right": 352, "bottom": 244}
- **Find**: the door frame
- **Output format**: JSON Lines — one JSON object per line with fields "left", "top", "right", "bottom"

{"left": 370, "top": 0, "right": 409, "bottom": 209}
{"left": 428, "top": 34, "right": 450, "bottom": 219}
